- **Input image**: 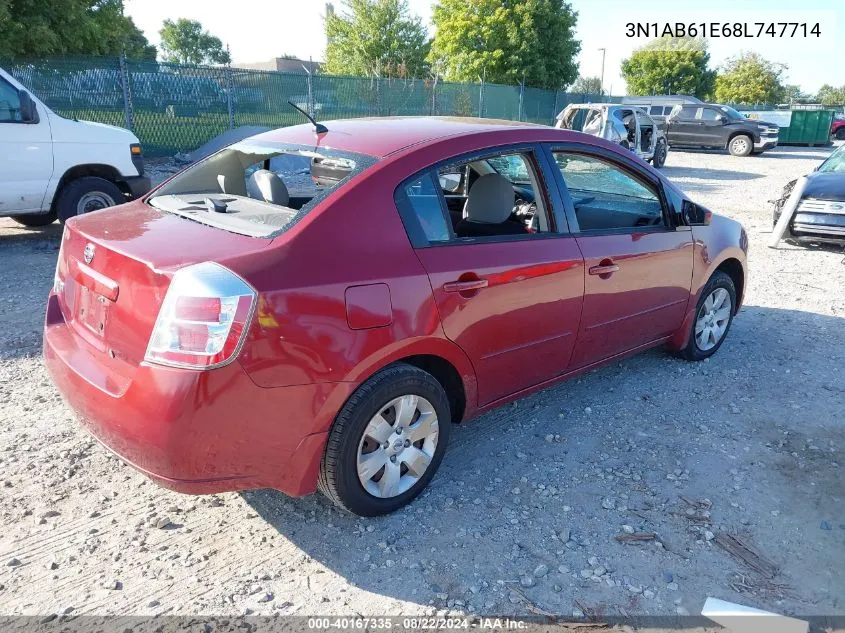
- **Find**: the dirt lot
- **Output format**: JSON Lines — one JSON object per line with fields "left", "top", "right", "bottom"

{"left": 0, "top": 144, "right": 843, "bottom": 620}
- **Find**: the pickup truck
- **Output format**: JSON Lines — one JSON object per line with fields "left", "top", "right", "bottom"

{"left": 0, "top": 67, "right": 150, "bottom": 226}
{"left": 664, "top": 103, "right": 780, "bottom": 157}
{"left": 831, "top": 114, "right": 845, "bottom": 141}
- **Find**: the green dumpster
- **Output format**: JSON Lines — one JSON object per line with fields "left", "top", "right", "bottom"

{"left": 779, "top": 109, "right": 835, "bottom": 146}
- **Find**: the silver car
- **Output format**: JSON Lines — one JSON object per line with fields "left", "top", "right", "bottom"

{"left": 555, "top": 104, "right": 669, "bottom": 168}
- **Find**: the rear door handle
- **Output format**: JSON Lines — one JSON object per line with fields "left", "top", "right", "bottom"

{"left": 443, "top": 279, "right": 488, "bottom": 293}
{"left": 589, "top": 262, "right": 619, "bottom": 276}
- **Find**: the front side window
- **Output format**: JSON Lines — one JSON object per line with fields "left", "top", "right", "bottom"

{"left": 553, "top": 152, "right": 664, "bottom": 231}
{"left": 0, "top": 78, "right": 22, "bottom": 122}
{"left": 699, "top": 108, "right": 722, "bottom": 121}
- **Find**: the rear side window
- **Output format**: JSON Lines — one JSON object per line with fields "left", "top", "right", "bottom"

{"left": 678, "top": 106, "right": 698, "bottom": 119}
{"left": 401, "top": 174, "right": 451, "bottom": 243}
{"left": 553, "top": 152, "right": 664, "bottom": 231}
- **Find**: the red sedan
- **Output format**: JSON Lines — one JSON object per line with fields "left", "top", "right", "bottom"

{"left": 44, "top": 117, "right": 748, "bottom": 516}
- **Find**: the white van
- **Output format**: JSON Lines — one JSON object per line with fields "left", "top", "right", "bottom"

{"left": 0, "top": 67, "right": 150, "bottom": 226}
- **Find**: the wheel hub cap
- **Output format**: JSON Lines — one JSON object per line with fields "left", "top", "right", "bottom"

{"left": 695, "top": 287, "right": 731, "bottom": 351}
{"left": 356, "top": 394, "right": 439, "bottom": 499}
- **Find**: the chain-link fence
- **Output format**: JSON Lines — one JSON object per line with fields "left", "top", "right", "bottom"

{"left": 3, "top": 55, "right": 621, "bottom": 156}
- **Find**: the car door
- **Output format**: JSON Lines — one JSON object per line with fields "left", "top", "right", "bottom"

{"left": 667, "top": 105, "right": 700, "bottom": 145}
{"left": 0, "top": 77, "right": 53, "bottom": 213}
{"left": 394, "top": 145, "right": 585, "bottom": 407}
{"left": 544, "top": 144, "right": 694, "bottom": 368}
{"left": 697, "top": 106, "right": 727, "bottom": 148}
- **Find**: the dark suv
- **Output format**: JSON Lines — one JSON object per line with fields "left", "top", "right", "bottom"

{"left": 665, "top": 103, "right": 780, "bottom": 157}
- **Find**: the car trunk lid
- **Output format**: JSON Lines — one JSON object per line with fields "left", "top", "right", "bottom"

{"left": 55, "top": 204, "right": 271, "bottom": 368}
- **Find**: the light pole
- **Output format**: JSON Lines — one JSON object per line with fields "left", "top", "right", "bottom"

{"left": 598, "top": 48, "right": 606, "bottom": 99}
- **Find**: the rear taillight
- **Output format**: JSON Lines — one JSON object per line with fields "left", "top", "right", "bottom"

{"left": 144, "top": 262, "right": 256, "bottom": 369}
{"left": 53, "top": 228, "right": 66, "bottom": 295}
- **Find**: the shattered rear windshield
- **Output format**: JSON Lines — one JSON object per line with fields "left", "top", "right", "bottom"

{"left": 148, "top": 141, "right": 376, "bottom": 238}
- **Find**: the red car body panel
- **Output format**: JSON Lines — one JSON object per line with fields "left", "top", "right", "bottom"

{"left": 44, "top": 118, "right": 747, "bottom": 498}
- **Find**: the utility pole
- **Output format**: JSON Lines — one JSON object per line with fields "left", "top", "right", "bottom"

{"left": 598, "top": 48, "right": 606, "bottom": 100}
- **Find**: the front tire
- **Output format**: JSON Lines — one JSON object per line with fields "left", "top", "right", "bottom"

{"left": 728, "top": 135, "right": 753, "bottom": 157}
{"left": 679, "top": 271, "right": 737, "bottom": 361}
{"left": 652, "top": 140, "right": 667, "bottom": 168}
{"left": 318, "top": 363, "right": 452, "bottom": 516}
{"left": 56, "top": 177, "right": 124, "bottom": 223}
{"left": 10, "top": 211, "right": 58, "bottom": 227}
{"left": 835, "top": 128, "right": 845, "bottom": 141}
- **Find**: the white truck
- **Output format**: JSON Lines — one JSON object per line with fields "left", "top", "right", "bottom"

{"left": 0, "top": 67, "right": 150, "bottom": 226}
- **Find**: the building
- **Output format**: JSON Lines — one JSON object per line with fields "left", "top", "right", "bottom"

{"left": 233, "top": 57, "right": 322, "bottom": 74}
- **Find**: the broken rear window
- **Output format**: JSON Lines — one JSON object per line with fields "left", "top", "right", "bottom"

{"left": 148, "top": 141, "right": 376, "bottom": 238}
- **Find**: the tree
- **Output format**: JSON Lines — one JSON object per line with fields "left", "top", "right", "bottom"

{"left": 779, "top": 84, "right": 810, "bottom": 104}
{"left": 324, "top": 0, "right": 430, "bottom": 78}
{"left": 429, "top": 0, "right": 580, "bottom": 90}
{"left": 816, "top": 84, "right": 845, "bottom": 106}
{"left": 714, "top": 52, "right": 786, "bottom": 105}
{"left": 620, "top": 37, "right": 715, "bottom": 98}
{"left": 159, "top": 18, "right": 230, "bottom": 65}
{"left": 0, "top": 0, "right": 156, "bottom": 59}
{"left": 570, "top": 76, "right": 602, "bottom": 94}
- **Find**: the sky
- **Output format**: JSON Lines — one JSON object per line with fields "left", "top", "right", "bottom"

{"left": 125, "top": 0, "right": 842, "bottom": 95}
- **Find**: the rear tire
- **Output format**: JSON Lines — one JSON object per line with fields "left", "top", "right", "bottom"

{"left": 678, "top": 271, "right": 737, "bottom": 361}
{"left": 56, "top": 177, "right": 124, "bottom": 224}
{"left": 10, "top": 211, "right": 57, "bottom": 227}
{"left": 728, "top": 135, "right": 753, "bottom": 157}
{"left": 318, "top": 363, "right": 452, "bottom": 516}
{"left": 836, "top": 128, "right": 845, "bottom": 141}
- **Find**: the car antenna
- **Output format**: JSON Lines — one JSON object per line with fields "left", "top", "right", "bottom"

{"left": 287, "top": 101, "right": 328, "bottom": 134}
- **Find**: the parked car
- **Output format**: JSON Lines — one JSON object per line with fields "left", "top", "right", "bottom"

{"left": 555, "top": 103, "right": 668, "bottom": 167}
{"left": 772, "top": 142, "right": 845, "bottom": 245}
{"left": 44, "top": 117, "right": 748, "bottom": 516}
{"left": 622, "top": 95, "right": 703, "bottom": 122}
{"left": 664, "top": 103, "right": 780, "bottom": 156}
{"left": 0, "top": 67, "right": 150, "bottom": 226}
{"left": 831, "top": 114, "right": 845, "bottom": 141}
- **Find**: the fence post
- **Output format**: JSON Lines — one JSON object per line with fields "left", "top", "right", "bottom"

{"left": 478, "top": 78, "right": 484, "bottom": 118}
{"left": 118, "top": 53, "right": 134, "bottom": 132}
{"left": 226, "top": 65, "right": 235, "bottom": 130}
{"left": 518, "top": 79, "right": 524, "bottom": 121}
{"left": 552, "top": 90, "right": 559, "bottom": 121}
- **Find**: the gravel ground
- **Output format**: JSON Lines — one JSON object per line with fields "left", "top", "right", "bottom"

{"left": 0, "top": 144, "right": 843, "bottom": 620}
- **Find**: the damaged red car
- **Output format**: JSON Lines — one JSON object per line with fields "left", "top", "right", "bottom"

{"left": 44, "top": 117, "right": 748, "bottom": 516}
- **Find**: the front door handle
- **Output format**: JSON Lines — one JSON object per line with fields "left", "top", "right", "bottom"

{"left": 443, "top": 278, "right": 488, "bottom": 293}
{"left": 589, "top": 259, "right": 619, "bottom": 277}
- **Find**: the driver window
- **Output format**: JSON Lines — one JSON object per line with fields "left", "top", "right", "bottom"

{"left": 0, "top": 78, "right": 22, "bottom": 122}
{"left": 553, "top": 152, "right": 665, "bottom": 232}
{"left": 699, "top": 108, "right": 722, "bottom": 121}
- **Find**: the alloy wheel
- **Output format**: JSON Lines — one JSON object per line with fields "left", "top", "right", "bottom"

{"left": 730, "top": 137, "right": 750, "bottom": 155}
{"left": 356, "top": 394, "right": 439, "bottom": 499}
{"left": 695, "top": 288, "right": 732, "bottom": 351}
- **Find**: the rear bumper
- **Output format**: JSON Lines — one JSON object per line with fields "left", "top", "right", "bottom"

{"left": 121, "top": 175, "right": 151, "bottom": 200}
{"left": 43, "top": 293, "right": 349, "bottom": 496}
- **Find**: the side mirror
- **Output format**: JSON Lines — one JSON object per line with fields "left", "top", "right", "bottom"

{"left": 18, "top": 90, "right": 38, "bottom": 123}
{"left": 719, "top": 115, "right": 729, "bottom": 124}
{"left": 682, "top": 200, "right": 712, "bottom": 226}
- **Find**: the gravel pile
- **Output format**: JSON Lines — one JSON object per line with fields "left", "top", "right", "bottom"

{"left": 0, "top": 144, "right": 843, "bottom": 619}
